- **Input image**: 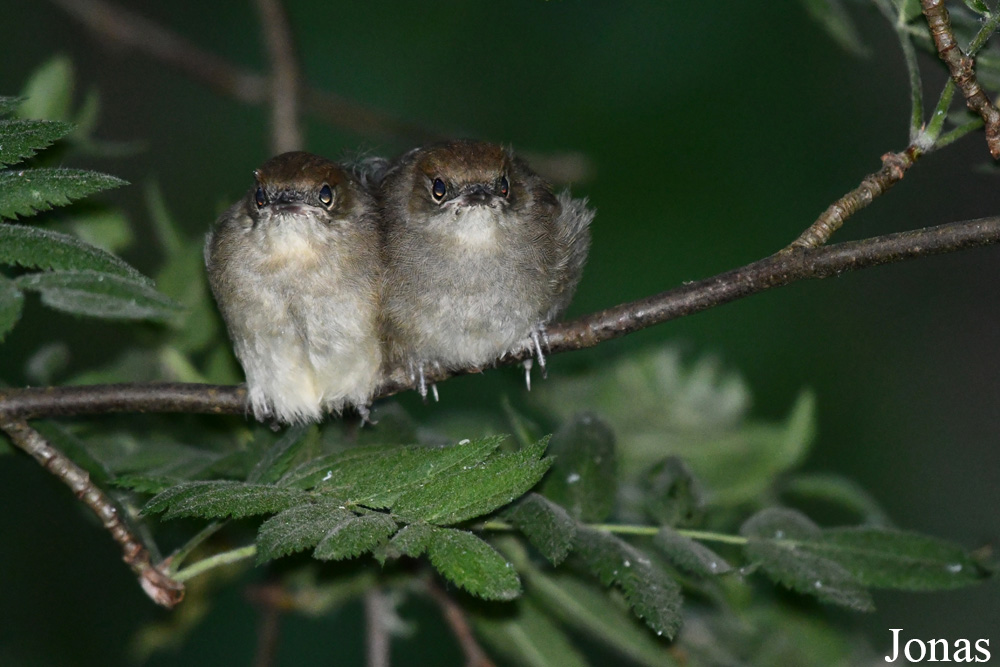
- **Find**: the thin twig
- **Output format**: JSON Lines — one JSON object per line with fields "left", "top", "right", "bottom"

{"left": 424, "top": 578, "right": 495, "bottom": 667}
{"left": 247, "top": 583, "right": 288, "bottom": 667}
{"left": 364, "top": 588, "right": 391, "bottom": 667}
{"left": 0, "top": 419, "right": 184, "bottom": 607}
{"left": 253, "top": 0, "right": 303, "bottom": 153}
{"left": 921, "top": 0, "right": 1000, "bottom": 158}
{"left": 2, "top": 215, "right": 1000, "bottom": 417}
{"left": 789, "top": 147, "right": 919, "bottom": 248}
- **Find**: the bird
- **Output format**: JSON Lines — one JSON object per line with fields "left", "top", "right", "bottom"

{"left": 205, "top": 151, "right": 383, "bottom": 424}
{"left": 377, "top": 140, "right": 593, "bottom": 397}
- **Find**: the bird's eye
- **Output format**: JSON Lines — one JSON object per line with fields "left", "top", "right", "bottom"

{"left": 499, "top": 176, "right": 510, "bottom": 198}
{"left": 432, "top": 178, "right": 447, "bottom": 201}
{"left": 254, "top": 186, "right": 267, "bottom": 209}
{"left": 319, "top": 184, "right": 334, "bottom": 207}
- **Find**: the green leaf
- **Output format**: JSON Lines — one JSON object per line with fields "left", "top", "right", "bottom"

{"left": 801, "top": 527, "right": 992, "bottom": 590}
{"left": 653, "top": 527, "right": 732, "bottom": 577}
{"left": 506, "top": 493, "right": 577, "bottom": 566}
{"left": 256, "top": 500, "right": 354, "bottom": 562}
{"left": 34, "top": 421, "right": 113, "bottom": 486}
{"left": 248, "top": 426, "right": 310, "bottom": 484}
{"left": 18, "top": 56, "right": 74, "bottom": 121}
{"left": 740, "top": 508, "right": 874, "bottom": 611}
{"left": 16, "top": 270, "right": 182, "bottom": 322}
{"left": 112, "top": 474, "right": 181, "bottom": 495}
{"left": 0, "top": 223, "right": 148, "bottom": 281}
{"left": 574, "top": 526, "right": 683, "bottom": 639}
{"left": 800, "top": 0, "right": 868, "bottom": 56}
{"left": 313, "top": 512, "right": 397, "bottom": 561}
{"left": 381, "top": 522, "right": 434, "bottom": 561}
{"left": 0, "top": 119, "right": 73, "bottom": 167}
{"left": 53, "top": 208, "right": 134, "bottom": 254}
{"left": 142, "top": 480, "right": 307, "bottom": 520}
{"left": 0, "top": 168, "right": 127, "bottom": 220}
{"left": 640, "top": 456, "right": 704, "bottom": 527}
{"left": 540, "top": 412, "right": 616, "bottom": 522}
{"left": 473, "top": 599, "right": 590, "bottom": 667}
{"left": 781, "top": 473, "right": 893, "bottom": 526}
{"left": 523, "top": 569, "right": 678, "bottom": 667}
{"left": 393, "top": 437, "right": 552, "bottom": 525}
{"left": 426, "top": 527, "right": 521, "bottom": 601}
{"left": 963, "top": 0, "right": 991, "bottom": 16}
{"left": 0, "top": 97, "right": 22, "bottom": 117}
{"left": 0, "top": 275, "right": 23, "bottom": 342}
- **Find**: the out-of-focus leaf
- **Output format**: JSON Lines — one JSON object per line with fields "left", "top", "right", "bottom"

{"left": 24, "top": 342, "right": 70, "bottom": 384}
{"left": 34, "top": 422, "right": 113, "bottom": 486}
{"left": 0, "top": 275, "right": 23, "bottom": 342}
{"left": 963, "top": 0, "right": 991, "bottom": 16}
{"left": 800, "top": 0, "right": 868, "bottom": 56}
{"left": 425, "top": 527, "right": 521, "bottom": 601}
{"left": 540, "top": 412, "right": 616, "bottom": 522}
{"left": 255, "top": 500, "right": 353, "bottom": 562}
{"left": 16, "top": 270, "right": 182, "bottom": 322}
{"left": 0, "top": 97, "right": 21, "bottom": 116}
{"left": 0, "top": 223, "right": 147, "bottom": 281}
{"left": 53, "top": 208, "right": 134, "bottom": 254}
{"left": 653, "top": 527, "right": 732, "bottom": 577}
{"left": 506, "top": 493, "right": 577, "bottom": 566}
{"left": 473, "top": 599, "right": 589, "bottom": 667}
{"left": 18, "top": 56, "right": 74, "bottom": 122}
{"left": 641, "top": 456, "right": 704, "bottom": 527}
{"left": 574, "top": 526, "right": 683, "bottom": 639}
{"left": 0, "top": 119, "right": 73, "bottom": 166}
{"left": 740, "top": 508, "right": 873, "bottom": 611}
{"left": 392, "top": 437, "right": 551, "bottom": 525}
{"left": 802, "top": 527, "right": 992, "bottom": 590}
{"left": 781, "top": 473, "right": 893, "bottom": 526}
{"left": 248, "top": 426, "right": 310, "bottom": 484}
{"left": 142, "top": 480, "right": 307, "bottom": 520}
{"left": 313, "top": 512, "right": 397, "bottom": 561}
{"left": 0, "top": 168, "right": 126, "bottom": 220}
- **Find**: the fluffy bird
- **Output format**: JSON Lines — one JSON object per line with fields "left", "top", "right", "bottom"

{"left": 205, "top": 151, "right": 383, "bottom": 423}
{"left": 378, "top": 140, "right": 593, "bottom": 394}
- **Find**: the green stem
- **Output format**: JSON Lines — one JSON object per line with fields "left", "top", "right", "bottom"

{"left": 937, "top": 116, "right": 986, "bottom": 149}
{"left": 166, "top": 520, "right": 225, "bottom": 574}
{"left": 480, "top": 519, "right": 748, "bottom": 545}
{"left": 173, "top": 544, "right": 257, "bottom": 582}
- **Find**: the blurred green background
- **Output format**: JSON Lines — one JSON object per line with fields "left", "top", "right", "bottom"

{"left": 0, "top": 1, "right": 997, "bottom": 664}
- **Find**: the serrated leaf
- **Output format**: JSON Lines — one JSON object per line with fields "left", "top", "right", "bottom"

{"left": 256, "top": 500, "right": 354, "bottom": 562}
{"left": 426, "top": 527, "right": 521, "bottom": 600}
{"left": 314, "top": 511, "right": 397, "bottom": 561}
{"left": 800, "top": 0, "right": 868, "bottom": 56}
{"left": 112, "top": 474, "right": 182, "bottom": 495}
{"left": 506, "top": 493, "right": 577, "bottom": 566}
{"left": 473, "top": 598, "right": 589, "bottom": 667}
{"left": 18, "top": 56, "right": 74, "bottom": 121}
{"left": 0, "top": 275, "right": 23, "bottom": 342}
{"left": 802, "top": 527, "right": 991, "bottom": 590}
{"left": 0, "top": 168, "right": 127, "bottom": 219}
{"left": 0, "top": 97, "right": 22, "bottom": 117}
{"left": 740, "top": 508, "right": 874, "bottom": 611}
{"left": 142, "top": 480, "right": 307, "bottom": 520}
{"left": 641, "top": 456, "right": 704, "bottom": 527}
{"left": 0, "top": 223, "right": 148, "bottom": 281}
{"left": 781, "top": 473, "right": 892, "bottom": 526}
{"left": 653, "top": 527, "right": 732, "bottom": 577}
{"left": 282, "top": 436, "right": 502, "bottom": 498}
{"left": 248, "top": 426, "right": 310, "bottom": 484}
{"left": 541, "top": 412, "right": 616, "bottom": 522}
{"left": 393, "top": 438, "right": 552, "bottom": 525}
{"left": 381, "top": 522, "right": 434, "bottom": 561}
{"left": 0, "top": 119, "right": 73, "bottom": 166}
{"left": 523, "top": 569, "right": 678, "bottom": 667}
{"left": 574, "top": 526, "right": 683, "bottom": 639}
{"left": 16, "top": 270, "right": 182, "bottom": 322}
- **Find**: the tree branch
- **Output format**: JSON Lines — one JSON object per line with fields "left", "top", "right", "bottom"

{"left": 253, "top": 0, "right": 303, "bottom": 153}
{"left": 1, "top": 215, "right": 999, "bottom": 419}
{"left": 0, "top": 419, "right": 184, "bottom": 607}
{"left": 364, "top": 588, "right": 392, "bottom": 667}
{"left": 921, "top": 0, "right": 1000, "bottom": 158}
{"left": 424, "top": 577, "right": 495, "bottom": 667}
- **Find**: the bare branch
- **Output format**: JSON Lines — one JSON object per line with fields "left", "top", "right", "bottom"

{"left": 0, "top": 419, "right": 184, "bottom": 607}
{"left": 790, "top": 148, "right": 918, "bottom": 248}
{"left": 254, "top": 0, "right": 303, "bottom": 153}
{"left": 424, "top": 578, "right": 495, "bottom": 667}
{"left": 364, "top": 588, "right": 392, "bottom": 667}
{"left": 1, "top": 216, "right": 999, "bottom": 419}
{"left": 921, "top": 0, "right": 1000, "bottom": 158}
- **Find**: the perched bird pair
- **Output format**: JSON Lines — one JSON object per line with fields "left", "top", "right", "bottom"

{"left": 205, "top": 141, "right": 594, "bottom": 424}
